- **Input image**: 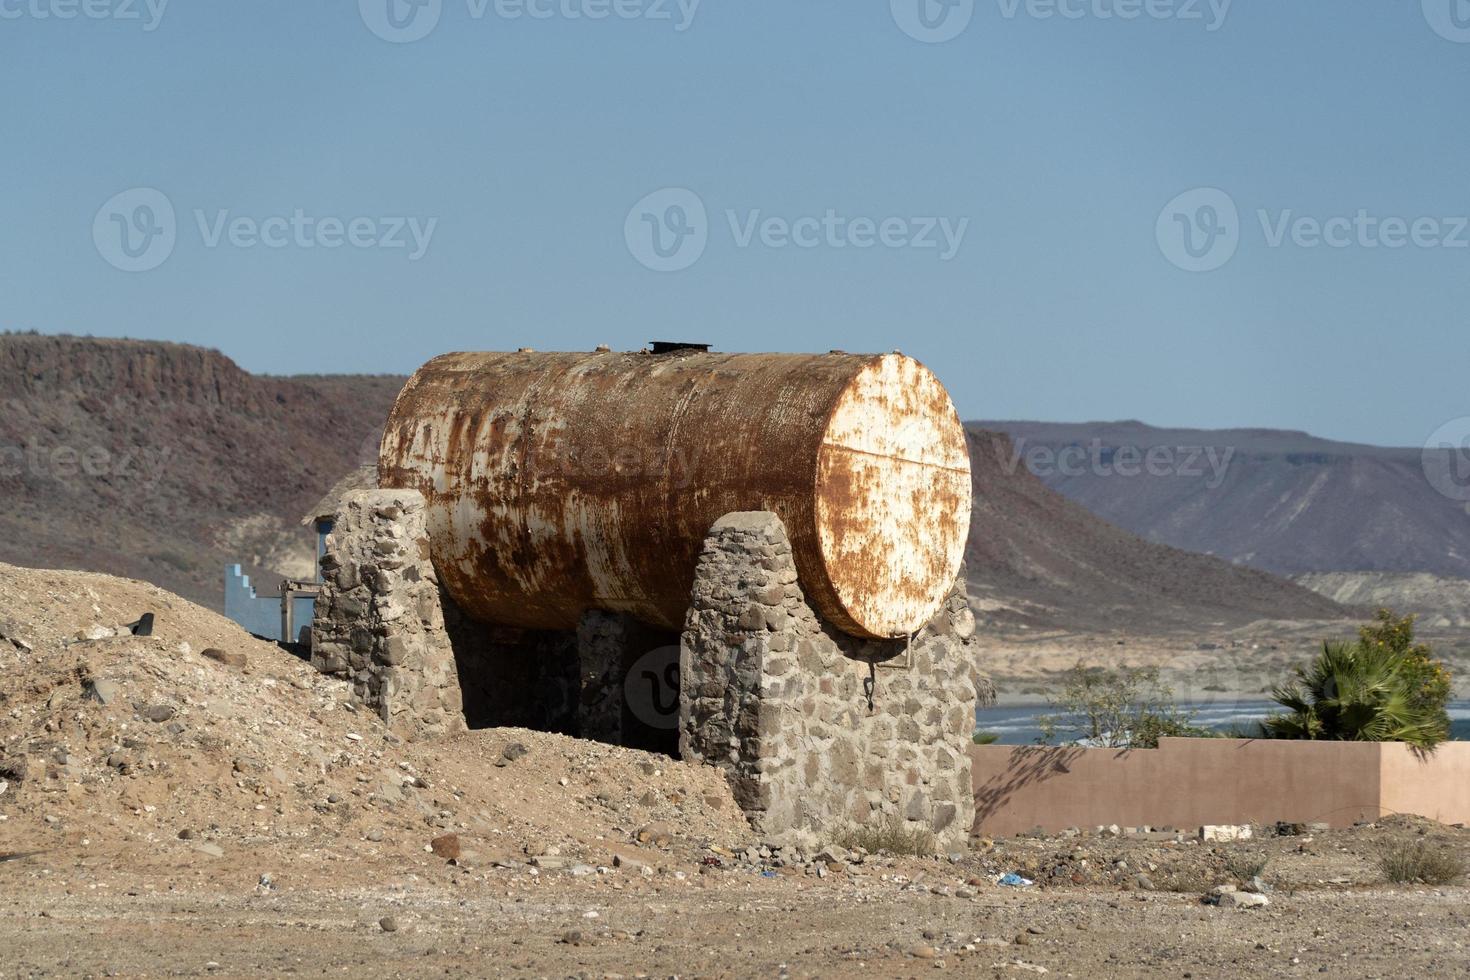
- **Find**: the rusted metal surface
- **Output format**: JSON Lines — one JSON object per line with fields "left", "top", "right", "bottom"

{"left": 378, "top": 350, "right": 970, "bottom": 639}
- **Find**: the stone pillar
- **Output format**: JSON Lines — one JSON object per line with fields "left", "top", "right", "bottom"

{"left": 310, "top": 489, "right": 466, "bottom": 741}
{"left": 680, "top": 512, "right": 979, "bottom": 850}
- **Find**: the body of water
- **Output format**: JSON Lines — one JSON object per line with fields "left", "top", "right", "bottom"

{"left": 975, "top": 700, "right": 1470, "bottom": 745}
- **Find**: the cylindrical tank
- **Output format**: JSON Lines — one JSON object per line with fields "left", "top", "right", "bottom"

{"left": 377, "top": 349, "right": 971, "bottom": 639}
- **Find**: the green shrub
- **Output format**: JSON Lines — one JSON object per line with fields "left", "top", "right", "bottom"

{"left": 1261, "top": 611, "right": 1452, "bottom": 749}
{"left": 1037, "top": 664, "right": 1215, "bottom": 749}
{"left": 972, "top": 730, "right": 1000, "bottom": 745}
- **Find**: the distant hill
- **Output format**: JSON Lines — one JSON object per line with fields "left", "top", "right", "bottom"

{"left": 975, "top": 420, "right": 1470, "bottom": 580}
{"left": 963, "top": 428, "right": 1349, "bottom": 633}
{"left": 0, "top": 333, "right": 404, "bottom": 609}
{"left": 1295, "top": 572, "right": 1470, "bottom": 630}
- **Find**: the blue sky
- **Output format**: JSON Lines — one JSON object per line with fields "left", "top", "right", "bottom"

{"left": 1, "top": 0, "right": 1466, "bottom": 447}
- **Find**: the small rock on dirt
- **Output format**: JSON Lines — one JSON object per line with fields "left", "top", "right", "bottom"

{"left": 201, "top": 648, "right": 248, "bottom": 668}
{"left": 85, "top": 679, "right": 120, "bottom": 705}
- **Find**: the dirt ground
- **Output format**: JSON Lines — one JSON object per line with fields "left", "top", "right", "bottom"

{"left": 4, "top": 562, "right": 1470, "bottom": 978}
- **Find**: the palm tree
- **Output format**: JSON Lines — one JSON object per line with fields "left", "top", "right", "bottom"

{"left": 1261, "top": 640, "right": 1450, "bottom": 749}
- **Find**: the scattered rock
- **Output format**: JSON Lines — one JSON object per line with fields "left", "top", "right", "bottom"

{"left": 501, "top": 743, "right": 528, "bottom": 763}
{"left": 194, "top": 843, "right": 224, "bottom": 859}
{"left": 531, "top": 855, "right": 575, "bottom": 870}
{"left": 430, "top": 833, "right": 461, "bottom": 860}
{"left": 1208, "top": 884, "right": 1266, "bottom": 908}
{"left": 1200, "top": 824, "right": 1252, "bottom": 843}
{"left": 379, "top": 916, "right": 399, "bottom": 933}
{"left": 636, "top": 823, "right": 673, "bottom": 848}
{"left": 140, "top": 704, "right": 176, "bottom": 723}
{"left": 201, "top": 648, "right": 248, "bottom": 668}
{"left": 85, "top": 679, "right": 121, "bottom": 706}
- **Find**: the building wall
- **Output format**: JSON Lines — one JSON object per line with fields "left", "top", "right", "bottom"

{"left": 224, "top": 564, "right": 315, "bottom": 643}
{"left": 970, "top": 738, "right": 1470, "bottom": 836}
{"left": 1379, "top": 742, "right": 1470, "bottom": 827}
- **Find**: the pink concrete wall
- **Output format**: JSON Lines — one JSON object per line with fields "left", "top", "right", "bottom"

{"left": 1379, "top": 742, "right": 1470, "bottom": 828}
{"left": 971, "top": 738, "right": 1470, "bottom": 837}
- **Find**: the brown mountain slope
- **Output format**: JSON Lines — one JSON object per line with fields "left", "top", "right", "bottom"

{"left": 0, "top": 333, "right": 404, "bottom": 608}
{"left": 964, "top": 428, "right": 1350, "bottom": 632}
{"left": 978, "top": 420, "right": 1470, "bottom": 578}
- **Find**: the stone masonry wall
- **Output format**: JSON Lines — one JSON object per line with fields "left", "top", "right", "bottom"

{"left": 680, "top": 512, "right": 979, "bottom": 850}
{"left": 310, "top": 489, "right": 466, "bottom": 741}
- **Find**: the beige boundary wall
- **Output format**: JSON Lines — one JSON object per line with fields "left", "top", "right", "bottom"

{"left": 970, "top": 738, "right": 1470, "bottom": 837}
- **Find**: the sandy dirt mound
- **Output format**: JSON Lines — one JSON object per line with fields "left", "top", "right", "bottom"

{"left": 0, "top": 562, "right": 751, "bottom": 879}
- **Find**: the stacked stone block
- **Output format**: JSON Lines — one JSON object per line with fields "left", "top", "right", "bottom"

{"left": 679, "top": 511, "right": 979, "bottom": 849}
{"left": 310, "top": 489, "right": 466, "bottom": 741}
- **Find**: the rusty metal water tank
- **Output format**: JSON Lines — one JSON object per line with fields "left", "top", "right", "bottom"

{"left": 377, "top": 349, "right": 971, "bottom": 639}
